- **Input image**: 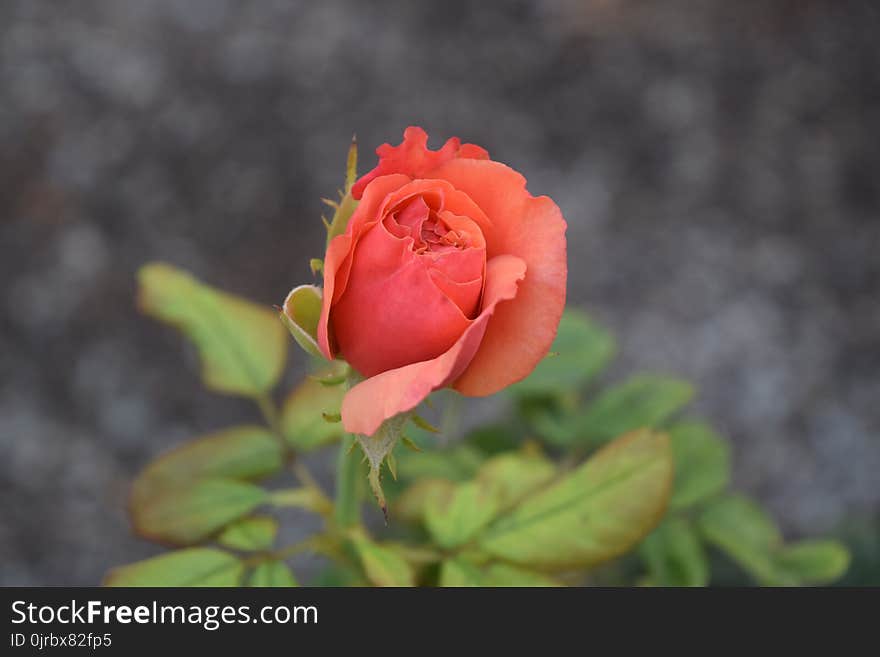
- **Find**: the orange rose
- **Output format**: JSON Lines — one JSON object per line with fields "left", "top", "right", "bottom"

{"left": 318, "top": 127, "right": 567, "bottom": 436}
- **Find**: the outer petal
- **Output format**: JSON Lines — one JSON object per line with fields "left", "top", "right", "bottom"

{"left": 341, "top": 255, "right": 527, "bottom": 436}
{"left": 317, "top": 174, "right": 410, "bottom": 359}
{"left": 429, "top": 159, "right": 568, "bottom": 396}
{"left": 351, "top": 126, "right": 489, "bottom": 199}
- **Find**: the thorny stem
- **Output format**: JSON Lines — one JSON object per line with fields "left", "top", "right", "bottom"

{"left": 251, "top": 380, "right": 478, "bottom": 577}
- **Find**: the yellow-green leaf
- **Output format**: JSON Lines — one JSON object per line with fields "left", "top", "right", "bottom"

{"left": 774, "top": 540, "right": 850, "bottom": 585}
{"left": 281, "top": 377, "right": 345, "bottom": 451}
{"left": 425, "top": 480, "right": 501, "bottom": 549}
{"left": 395, "top": 478, "right": 455, "bottom": 523}
{"left": 104, "top": 548, "right": 243, "bottom": 587}
{"left": 132, "top": 426, "right": 283, "bottom": 506}
{"left": 138, "top": 263, "right": 287, "bottom": 397}
{"left": 280, "top": 285, "right": 323, "bottom": 359}
{"left": 439, "top": 558, "right": 560, "bottom": 587}
{"left": 478, "top": 429, "right": 673, "bottom": 571}
{"left": 249, "top": 561, "right": 298, "bottom": 587}
{"left": 396, "top": 443, "right": 485, "bottom": 482}
{"left": 475, "top": 450, "right": 556, "bottom": 509}
{"left": 699, "top": 497, "right": 850, "bottom": 586}
{"left": 313, "top": 563, "right": 369, "bottom": 587}
{"left": 639, "top": 517, "right": 709, "bottom": 586}
{"left": 348, "top": 533, "right": 415, "bottom": 587}
{"left": 697, "top": 494, "right": 786, "bottom": 585}
{"left": 464, "top": 423, "right": 521, "bottom": 455}
{"left": 483, "top": 563, "right": 561, "bottom": 587}
{"left": 217, "top": 516, "right": 278, "bottom": 551}
{"left": 414, "top": 451, "right": 555, "bottom": 549}
{"left": 668, "top": 420, "right": 730, "bottom": 510}
{"left": 512, "top": 309, "right": 616, "bottom": 397}
{"left": 132, "top": 479, "right": 268, "bottom": 545}
{"left": 439, "top": 557, "right": 484, "bottom": 586}
{"left": 578, "top": 375, "right": 694, "bottom": 446}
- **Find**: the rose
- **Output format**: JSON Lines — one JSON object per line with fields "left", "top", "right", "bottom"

{"left": 317, "top": 126, "right": 567, "bottom": 436}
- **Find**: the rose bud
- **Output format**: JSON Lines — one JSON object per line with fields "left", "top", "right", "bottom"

{"left": 309, "top": 127, "right": 567, "bottom": 436}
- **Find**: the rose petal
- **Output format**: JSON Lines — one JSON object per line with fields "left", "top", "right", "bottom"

{"left": 318, "top": 174, "right": 410, "bottom": 359}
{"left": 351, "top": 126, "right": 489, "bottom": 200}
{"left": 331, "top": 218, "right": 473, "bottom": 377}
{"left": 341, "top": 255, "right": 527, "bottom": 436}
{"left": 381, "top": 178, "right": 494, "bottom": 238}
{"left": 429, "top": 270, "right": 483, "bottom": 318}
{"left": 322, "top": 177, "right": 494, "bottom": 364}
{"left": 428, "top": 159, "right": 568, "bottom": 396}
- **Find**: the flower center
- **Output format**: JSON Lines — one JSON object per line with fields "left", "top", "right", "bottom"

{"left": 385, "top": 195, "right": 483, "bottom": 257}
{"left": 416, "top": 216, "right": 469, "bottom": 254}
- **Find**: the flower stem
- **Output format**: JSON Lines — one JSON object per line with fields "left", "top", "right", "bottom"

{"left": 255, "top": 392, "right": 334, "bottom": 521}
{"left": 256, "top": 393, "right": 282, "bottom": 435}
{"left": 334, "top": 437, "right": 361, "bottom": 529}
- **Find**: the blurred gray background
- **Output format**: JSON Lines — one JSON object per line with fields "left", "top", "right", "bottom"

{"left": 1, "top": 0, "right": 878, "bottom": 585}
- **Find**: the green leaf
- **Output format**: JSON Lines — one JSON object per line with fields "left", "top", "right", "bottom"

{"left": 439, "top": 557, "right": 484, "bottom": 586}
{"left": 280, "top": 285, "right": 323, "bottom": 359}
{"left": 313, "top": 563, "right": 368, "bottom": 587}
{"left": 130, "top": 426, "right": 282, "bottom": 545}
{"left": 281, "top": 377, "right": 345, "bottom": 451}
{"left": 415, "top": 451, "right": 555, "bottom": 549}
{"left": 249, "top": 561, "right": 299, "bottom": 587}
{"left": 396, "top": 442, "right": 485, "bottom": 482}
{"left": 425, "top": 480, "right": 502, "bottom": 549}
{"left": 348, "top": 533, "right": 415, "bottom": 587}
{"left": 700, "top": 497, "right": 850, "bottom": 585}
{"left": 639, "top": 517, "right": 709, "bottom": 586}
{"left": 439, "top": 558, "right": 560, "bottom": 587}
{"left": 668, "top": 420, "right": 731, "bottom": 510}
{"left": 132, "top": 426, "right": 283, "bottom": 499}
{"left": 474, "top": 450, "right": 556, "bottom": 509}
{"left": 774, "top": 540, "right": 850, "bottom": 585}
{"left": 577, "top": 375, "right": 694, "bottom": 446}
{"left": 138, "top": 263, "right": 287, "bottom": 397}
{"left": 217, "top": 516, "right": 278, "bottom": 551}
{"left": 478, "top": 429, "right": 673, "bottom": 571}
{"left": 130, "top": 426, "right": 281, "bottom": 545}
{"left": 511, "top": 309, "right": 616, "bottom": 397}
{"left": 464, "top": 423, "right": 522, "bottom": 455}
{"left": 132, "top": 479, "right": 268, "bottom": 545}
{"left": 483, "top": 563, "right": 561, "bottom": 587}
{"left": 697, "top": 494, "right": 786, "bottom": 585}
{"left": 395, "top": 478, "right": 455, "bottom": 523}
{"left": 104, "top": 548, "right": 244, "bottom": 587}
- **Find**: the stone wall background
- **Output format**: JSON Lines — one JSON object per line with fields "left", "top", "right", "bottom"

{"left": 1, "top": 0, "right": 878, "bottom": 584}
